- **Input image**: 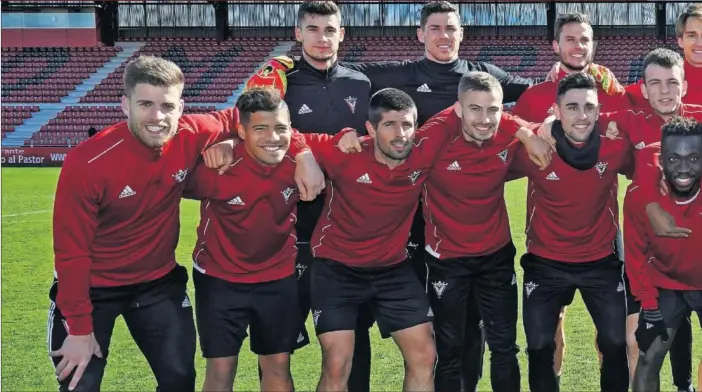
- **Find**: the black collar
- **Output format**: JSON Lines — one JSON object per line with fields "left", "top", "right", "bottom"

{"left": 299, "top": 56, "right": 339, "bottom": 80}
{"left": 551, "top": 121, "right": 601, "bottom": 171}
{"left": 419, "top": 57, "right": 462, "bottom": 74}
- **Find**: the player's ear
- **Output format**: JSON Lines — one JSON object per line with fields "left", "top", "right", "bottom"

{"left": 178, "top": 99, "right": 185, "bottom": 117}
{"left": 641, "top": 83, "right": 649, "bottom": 101}
{"left": 237, "top": 123, "right": 246, "bottom": 140}
{"left": 417, "top": 27, "right": 425, "bottom": 44}
{"left": 458, "top": 26, "right": 464, "bottom": 42}
{"left": 365, "top": 121, "right": 377, "bottom": 138}
{"left": 339, "top": 27, "right": 345, "bottom": 42}
{"left": 552, "top": 103, "right": 562, "bottom": 121}
{"left": 295, "top": 26, "right": 303, "bottom": 42}
{"left": 120, "top": 95, "right": 130, "bottom": 118}
{"left": 681, "top": 80, "right": 688, "bottom": 98}
{"left": 552, "top": 40, "right": 559, "bottom": 54}
{"left": 454, "top": 101, "right": 462, "bottom": 118}
{"left": 677, "top": 37, "right": 685, "bottom": 51}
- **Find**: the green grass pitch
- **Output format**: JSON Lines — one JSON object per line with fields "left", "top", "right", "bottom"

{"left": 1, "top": 168, "right": 699, "bottom": 391}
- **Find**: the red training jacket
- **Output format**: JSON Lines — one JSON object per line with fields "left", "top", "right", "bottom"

{"left": 624, "top": 144, "right": 702, "bottom": 309}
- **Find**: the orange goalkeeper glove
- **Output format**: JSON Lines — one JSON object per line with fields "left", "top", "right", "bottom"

{"left": 244, "top": 55, "right": 295, "bottom": 98}
{"left": 589, "top": 63, "right": 625, "bottom": 96}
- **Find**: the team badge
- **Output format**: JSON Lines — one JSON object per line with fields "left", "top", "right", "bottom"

{"left": 345, "top": 96, "right": 357, "bottom": 113}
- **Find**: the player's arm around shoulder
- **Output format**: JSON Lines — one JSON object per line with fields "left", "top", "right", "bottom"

{"left": 475, "top": 60, "right": 534, "bottom": 103}
{"left": 182, "top": 161, "right": 220, "bottom": 201}
{"left": 339, "top": 60, "right": 409, "bottom": 90}
{"left": 412, "top": 106, "right": 461, "bottom": 163}
{"left": 303, "top": 128, "right": 361, "bottom": 176}
{"left": 597, "top": 108, "right": 638, "bottom": 141}
{"left": 506, "top": 141, "right": 536, "bottom": 181}
{"left": 508, "top": 116, "right": 554, "bottom": 171}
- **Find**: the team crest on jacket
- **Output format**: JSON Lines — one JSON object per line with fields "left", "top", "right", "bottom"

{"left": 595, "top": 161, "right": 608, "bottom": 178}
{"left": 408, "top": 169, "right": 421, "bottom": 185}
{"left": 172, "top": 169, "right": 188, "bottom": 183}
{"left": 281, "top": 187, "right": 295, "bottom": 204}
{"left": 497, "top": 149, "right": 508, "bottom": 163}
{"left": 345, "top": 96, "right": 357, "bottom": 113}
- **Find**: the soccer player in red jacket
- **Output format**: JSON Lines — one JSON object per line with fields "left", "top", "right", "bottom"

{"left": 49, "top": 57, "right": 319, "bottom": 392}
{"left": 604, "top": 48, "right": 702, "bottom": 155}
{"left": 623, "top": 117, "right": 702, "bottom": 392}
{"left": 626, "top": 5, "right": 702, "bottom": 108}
{"left": 599, "top": 48, "right": 701, "bottom": 391}
{"left": 182, "top": 88, "right": 344, "bottom": 392}
{"left": 421, "top": 72, "right": 533, "bottom": 392}
{"left": 510, "top": 12, "right": 631, "bottom": 381}
{"left": 512, "top": 12, "right": 630, "bottom": 124}
{"left": 509, "top": 73, "right": 633, "bottom": 392}
{"left": 308, "top": 87, "right": 546, "bottom": 391}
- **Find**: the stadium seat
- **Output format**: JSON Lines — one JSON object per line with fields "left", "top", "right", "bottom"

{"left": 81, "top": 37, "right": 280, "bottom": 104}
{"left": 1, "top": 46, "right": 122, "bottom": 103}
{"left": 594, "top": 35, "right": 674, "bottom": 84}
{"left": 0, "top": 105, "right": 39, "bottom": 139}
{"left": 24, "top": 105, "right": 217, "bottom": 146}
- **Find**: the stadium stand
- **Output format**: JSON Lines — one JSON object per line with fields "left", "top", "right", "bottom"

{"left": 27, "top": 105, "right": 218, "bottom": 147}
{"left": 1, "top": 105, "right": 39, "bottom": 139}
{"left": 81, "top": 37, "right": 280, "bottom": 104}
{"left": 1, "top": 46, "right": 122, "bottom": 103}
{"left": 594, "top": 35, "right": 663, "bottom": 84}
{"left": 0, "top": 1, "right": 693, "bottom": 148}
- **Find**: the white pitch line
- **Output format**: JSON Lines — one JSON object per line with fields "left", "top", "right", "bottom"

{"left": 2, "top": 209, "right": 52, "bottom": 218}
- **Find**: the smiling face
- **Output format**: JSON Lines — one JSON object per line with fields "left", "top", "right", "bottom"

{"left": 418, "top": 11, "right": 463, "bottom": 63}
{"left": 456, "top": 89, "right": 503, "bottom": 143}
{"left": 553, "top": 88, "right": 600, "bottom": 143}
{"left": 678, "top": 14, "right": 702, "bottom": 67}
{"left": 121, "top": 82, "right": 184, "bottom": 149}
{"left": 553, "top": 21, "right": 594, "bottom": 72}
{"left": 661, "top": 135, "right": 702, "bottom": 197}
{"left": 238, "top": 107, "right": 292, "bottom": 166}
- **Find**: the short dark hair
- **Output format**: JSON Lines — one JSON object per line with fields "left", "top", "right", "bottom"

{"left": 458, "top": 71, "right": 503, "bottom": 97}
{"left": 554, "top": 12, "right": 591, "bottom": 41}
{"left": 661, "top": 116, "right": 702, "bottom": 147}
{"left": 235, "top": 87, "right": 288, "bottom": 125}
{"left": 297, "top": 1, "right": 341, "bottom": 25}
{"left": 642, "top": 48, "right": 685, "bottom": 83}
{"left": 420, "top": 1, "right": 459, "bottom": 29}
{"left": 556, "top": 72, "right": 596, "bottom": 103}
{"left": 368, "top": 88, "right": 417, "bottom": 127}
